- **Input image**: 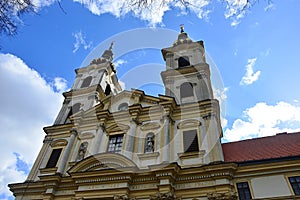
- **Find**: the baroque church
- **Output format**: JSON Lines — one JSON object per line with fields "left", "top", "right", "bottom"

{"left": 9, "top": 27, "right": 300, "bottom": 200}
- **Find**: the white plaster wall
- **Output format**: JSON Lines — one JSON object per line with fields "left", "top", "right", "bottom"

{"left": 251, "top": 175, "right": 291, "bottom": 199}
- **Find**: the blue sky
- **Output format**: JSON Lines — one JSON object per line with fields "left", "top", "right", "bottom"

{"left": 1, "top": 0, "right": 300, "bottom": 199}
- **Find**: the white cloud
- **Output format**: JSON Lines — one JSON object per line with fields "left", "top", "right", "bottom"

{"left": 0, "top": 53, "right": 64, "bottom": 199}
{"left": 54, "top": 77, "right": 68, "bottom": 93}
{"left": 72, "top": 31, "right": 93, "bottom": 53}
{"left": 72, "top": 0, "right": 214, "bottom": 27}
{"left": 224, "top": 101, "right": 300, "bottom": 142}
{"left": 213, "top": 87, "right": 229, "bottom": 128}
{"left": 114, "top": 59, "right": 127, "bottom": 68}
{"left": 240, "top": 58, "right": 261, "bottom": 85}
{"left": 224, "top": 0, "right": 248, "bottom": 26}
{"left": 31, "top": 0, "right": 56, "bottom": 10}
{"left": 119, "top": 80, "right": 126, "bottom": 90}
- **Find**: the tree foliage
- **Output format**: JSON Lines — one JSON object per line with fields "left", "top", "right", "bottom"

{"left": 0, "top": 0, "right": 34, "bottom": 36}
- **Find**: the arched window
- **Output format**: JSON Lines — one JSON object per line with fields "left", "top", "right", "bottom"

{"left": 118, "top": 103, "right": 128, "bottom": 111}
{"left": 80, "top": 76, "right": 92, "bottom": 88}
{"left": 105, "top": 84, "right": 111, "bottom": 96}
{"left": 144, "top": 133, "right": 155, "bottom": 153}
{"left": 180, "top": 82, "right": 194, "bottom": 99}
{"left": 178, "top": 56, "right": 190, "bottom": 68}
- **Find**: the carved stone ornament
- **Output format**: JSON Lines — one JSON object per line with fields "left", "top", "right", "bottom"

{"left": 141, "top": 122, "right": 161, "bottom": 131}
{"left": 207, "top": 192, "right": 237, "bottom": 200}
{"left": 76, "top": 142, "right": 88, "bottom": 162}
{"left": 150, "top": 192, "right": 181, "bottom": 200}
{"left": 114, "top": 195, "right": 136, "bottom": 200}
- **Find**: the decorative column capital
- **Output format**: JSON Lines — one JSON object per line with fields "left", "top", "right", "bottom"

{"left": 43, "top": 136, "right": 53, "bottom": 144}
{"left": 70, "top": 128, "right": 78, "bottom": 136}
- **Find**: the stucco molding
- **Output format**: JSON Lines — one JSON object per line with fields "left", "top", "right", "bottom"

{"left": 50, "top": 139, "right": 68, "bottom": 147}
{"left": 68, "top": 153, "right": 138, "bottom": 173}
{"left": 177, "top": 119, "right": 201, "bottom": 129}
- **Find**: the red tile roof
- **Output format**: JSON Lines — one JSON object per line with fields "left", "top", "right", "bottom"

{"left": 222, "top": 132, "right": 300, "bottom": 163}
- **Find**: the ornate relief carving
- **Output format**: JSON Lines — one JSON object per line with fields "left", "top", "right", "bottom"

{"left": 114, "top": 194, "right": 136, "bottom": 200}
{"left": 207, "top": 192, "right": 237, "bottom": 200}
{"left": 50, "top": 139, "right": 68, "bottom": 147}
{"left": 150, "top": 192, "right": 181, "bottom": 200}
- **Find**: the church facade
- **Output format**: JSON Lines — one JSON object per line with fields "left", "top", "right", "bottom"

{"left": 9, "top": 28, "right": 300, "bottom": 200}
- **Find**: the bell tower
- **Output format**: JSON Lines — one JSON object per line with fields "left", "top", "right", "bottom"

{"left": 161, "top": 25, "right": 214, "bottom": 104}
{"left": 54, "top": 42, "right": 122, "bottom": 125}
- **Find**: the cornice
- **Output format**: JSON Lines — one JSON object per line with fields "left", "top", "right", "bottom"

{"left": 63, "top": 85, "right": 103, "bottom": 99}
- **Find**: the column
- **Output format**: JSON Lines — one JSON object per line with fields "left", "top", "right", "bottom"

{"left": 92, "top": 124, "right": 105, "bottom": 154}
{"left": 57, "top": 129, "right": 77, "bottom": 174}
{"left": 162, "top": 115, "right": 170, "bottom": 163}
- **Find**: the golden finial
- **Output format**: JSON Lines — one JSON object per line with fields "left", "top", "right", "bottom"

{"left": 180, "top": 24, "right": 184, "bottom": 33}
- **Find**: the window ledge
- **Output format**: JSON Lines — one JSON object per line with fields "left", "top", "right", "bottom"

{"left": 178, "top": 150, "right": 205, "bottom": 159}
{"left": 137, "top": 152, "right": 160, "bottom": 160}
{"left": 181, "top": 96, "right": 195, "bottom": 103}
{"left": 40, "top": 167, "right": 58, "bottom": 175}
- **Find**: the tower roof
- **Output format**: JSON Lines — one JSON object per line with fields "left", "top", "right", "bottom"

{"left": 173, "top": 24, "right": 193, "bottom": 46}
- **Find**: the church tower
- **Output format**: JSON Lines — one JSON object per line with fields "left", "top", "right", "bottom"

{"left": 25, "top": 43, "right": 123, "bottom": 182}
{"left": 54, "top": 42, "right": 122, "bottom": 125}
{"left": 161, "top": 25, "right": 213, "bottom": 104}
{"left": 161, "top": 26, "right": 223, "bottom": 165}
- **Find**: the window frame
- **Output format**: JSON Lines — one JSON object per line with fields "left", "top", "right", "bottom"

{"left": 118, "top": 102, "right": 129, "bottom": 111}
{"left": 182, "top": 129, "right": 199, "bottom": 153}
{"left": 45, "top": 148, "right": 62, "bottom": 168}
{"left": 288, "top": 176, "right": 300, "bottom": 195}
{"left": 236, "top": 181, "right": 252, "bottom": 200}
{"left": 178, "top": 56, "right": 190, "bottom": 68}
{"left": 80, "top": 76, "right": 93, "bottom": 88}
{"left": 107, "top": 134, "right": 124, "bottom": 153}
{"left": 180, "top": 82, "right": 194, "bottom": 100}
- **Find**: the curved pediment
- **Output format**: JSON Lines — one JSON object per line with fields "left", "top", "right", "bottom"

{"left": 106, "top": 123, "right": 130, "bottom": 134}
{"left": 177, "top": 119, "right": 201, "bottom": 129}
{"left": 68, "top": 153, "right": 138, "bottom": 173}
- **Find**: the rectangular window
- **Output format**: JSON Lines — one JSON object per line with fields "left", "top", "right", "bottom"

{"left": 107, "top": 134, "right": 123, "bottom": 153}
{"left": 237, "top": 182, "right": 252, "bottom": 200}
{"left": 46, "top": 148, "right": 62, "bottom": 168}
{"left": 183, "top": 130, "right": 199, "bottom": 153}
{"left": 289, "top": 176, "right": 300, "bottom": 195}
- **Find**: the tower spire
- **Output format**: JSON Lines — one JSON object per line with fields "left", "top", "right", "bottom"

{"left": 90, "top": 42, "right": 114, "bottom": 64}
{"left": 109, "top": 41, "right": 114, "bottom": 51}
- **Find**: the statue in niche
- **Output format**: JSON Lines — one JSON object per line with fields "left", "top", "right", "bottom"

{"left": 145, "top": 133, "right": 154, "bottom": 153}
{"left": 76, "top": 142, "right": 88, "bottom": 161}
